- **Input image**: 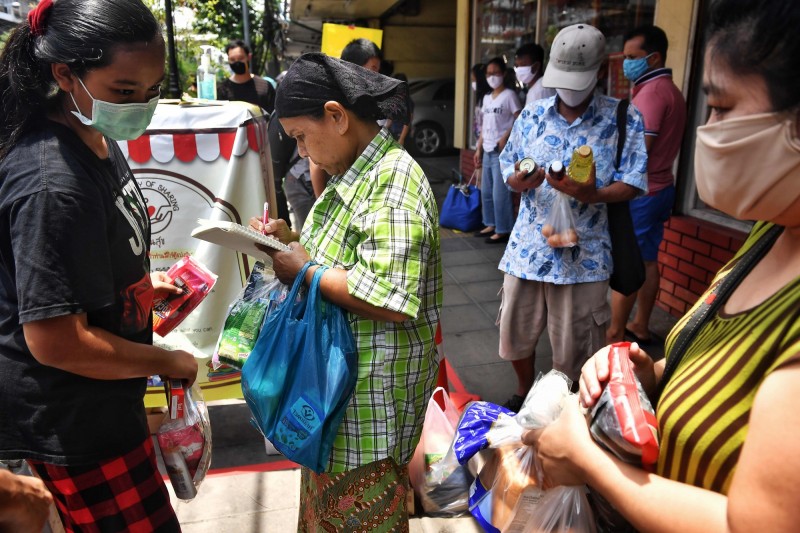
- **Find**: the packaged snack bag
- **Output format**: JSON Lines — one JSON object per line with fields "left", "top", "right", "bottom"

{"left": 152, "top": 255, "right": 217, "bottom": 337}
{"left": 156, "top": 381, "right": 212, "bottom": 501}
{"left": 212, "top": 262, "right": 287, "bottom": 369}
{"left": 588, "top": 342, "right": 659, "bottom": 533}
{"left": 589, "top": 342, "right": 659, "bottom": 469}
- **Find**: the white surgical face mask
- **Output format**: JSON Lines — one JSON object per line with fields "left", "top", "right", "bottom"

{"left": 486, "top": 74, "right": 503, "bottom": 90}
{"left": 514, "top": 65, "right": 536, "bottom": 85}
{"left": 556, "top": 86, "right": 594, "bottom": 107}
{"left": 70, "top": 77, "right": 159, "bottom": 140}
{"left": 694, "top": 111, "right": 800, "bottom": 225}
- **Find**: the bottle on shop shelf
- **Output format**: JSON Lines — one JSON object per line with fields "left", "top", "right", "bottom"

{"left": 568, "top": 145, "right": 593, "bottom": 183}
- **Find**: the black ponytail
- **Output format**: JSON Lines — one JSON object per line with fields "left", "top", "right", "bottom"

{"left": 0, "top": 0, "right": 162, "bottom": 159}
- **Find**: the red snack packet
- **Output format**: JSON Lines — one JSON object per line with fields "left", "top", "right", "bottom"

{"left": 152, "top": 255, "right": 217, "bottom": 337}
{"left": 589, "top": 342, "right": 659, "bottom": 470}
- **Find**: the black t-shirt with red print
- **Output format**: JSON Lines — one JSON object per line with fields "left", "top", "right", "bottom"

{"left": 0, "top": 121, "right": 155, "bottom": 464}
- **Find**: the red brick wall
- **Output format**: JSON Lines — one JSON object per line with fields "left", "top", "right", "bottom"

{"left": 461, "top": 149, "right": 476, "bottom": 179}
{"left": 656, "top": 216, "right": 746, "bottom": 317}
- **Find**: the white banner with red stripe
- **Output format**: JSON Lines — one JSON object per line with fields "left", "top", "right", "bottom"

{"left": 117, "top": 101, "right": 277, "bottom": 405}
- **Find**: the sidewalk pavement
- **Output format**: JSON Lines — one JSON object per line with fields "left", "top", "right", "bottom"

{"left": 169, "top": 153, "right": 678, "bottom": 532}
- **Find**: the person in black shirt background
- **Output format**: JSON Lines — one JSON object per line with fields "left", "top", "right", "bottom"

{"left": 217, "top": 39, "right": 276, "bottom": 114}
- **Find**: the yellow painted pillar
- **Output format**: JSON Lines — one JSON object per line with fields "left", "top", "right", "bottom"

{"left": 453, "top": 0, "right": 470, "bottom": 149}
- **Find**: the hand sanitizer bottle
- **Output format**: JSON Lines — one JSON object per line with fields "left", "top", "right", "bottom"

{"left": 197, "top": 47, "right": 217, "bottom": 100}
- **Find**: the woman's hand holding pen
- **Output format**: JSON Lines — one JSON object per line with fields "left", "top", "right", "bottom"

{"left": 249, "top": 215, "right": 294, "bottom": 244}
{"left": 249, "top": 216, "right": 312, "bottom": 284}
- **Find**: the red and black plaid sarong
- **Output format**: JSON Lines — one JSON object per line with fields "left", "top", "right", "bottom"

{"left": 28, "top": 437, "right": 180, "bottom": 533}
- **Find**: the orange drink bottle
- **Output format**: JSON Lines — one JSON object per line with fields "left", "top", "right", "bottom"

{"left": 568, "top": 145, "right": 593, "bottom": 183}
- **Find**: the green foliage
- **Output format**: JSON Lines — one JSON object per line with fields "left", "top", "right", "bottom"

{"left": 1, "top": 29, "right": 9, "bottom": 49}
{"left": 141, "top": 0, "right": 283, "bottom": 93}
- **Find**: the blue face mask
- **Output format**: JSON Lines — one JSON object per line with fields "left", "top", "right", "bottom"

{"left": 623, "top": 53, "right": 654, "bottom": 82}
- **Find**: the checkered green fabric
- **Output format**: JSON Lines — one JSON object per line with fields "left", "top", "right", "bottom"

{"left": 300, "top": 129, "right": 443, "bottom": 472}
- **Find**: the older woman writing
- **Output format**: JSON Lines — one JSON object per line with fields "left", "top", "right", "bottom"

{"left": 251, "top": 53, "right": 442, "bottom": 531}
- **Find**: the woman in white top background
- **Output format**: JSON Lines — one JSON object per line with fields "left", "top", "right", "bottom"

{"left": 473, "top": 57, "right": 521, "bottom": 243}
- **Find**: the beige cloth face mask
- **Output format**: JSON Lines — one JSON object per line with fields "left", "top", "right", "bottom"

{"left": 694, "top": 111, "right": 800, "bottom": 224}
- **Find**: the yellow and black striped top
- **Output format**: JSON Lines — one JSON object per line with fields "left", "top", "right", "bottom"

{"left": 657, "top": 222, "right": 800, "bottom": 494}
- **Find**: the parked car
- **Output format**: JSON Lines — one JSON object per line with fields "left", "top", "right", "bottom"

{"left": 407, "top": 78, "right": 455, "bottom": 156}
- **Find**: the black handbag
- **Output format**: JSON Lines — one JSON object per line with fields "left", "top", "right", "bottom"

{"left": 607, "top": 99, "right": 646, "bottom": 296}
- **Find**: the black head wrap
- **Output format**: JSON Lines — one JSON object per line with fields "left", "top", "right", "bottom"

{"left": 275, "top": 52, "right": 408, "bottom": 122}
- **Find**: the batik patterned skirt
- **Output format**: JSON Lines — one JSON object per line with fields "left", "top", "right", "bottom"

{"left": 298, "top": 457, "right": 410, "bottom": 532}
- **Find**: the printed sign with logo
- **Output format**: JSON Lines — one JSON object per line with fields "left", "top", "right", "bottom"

{"left": 118, "top": 101, "right": 277, "bottom": 404}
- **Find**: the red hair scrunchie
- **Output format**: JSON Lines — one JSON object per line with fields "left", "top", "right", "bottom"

{"left": 28, "top": 0, "right": 54, "bottom": 37}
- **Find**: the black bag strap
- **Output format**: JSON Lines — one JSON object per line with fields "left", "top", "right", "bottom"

{"left": 654, "top": 224, "right": 784, "bottom": 404}
{"left": 615, "top": 98, "right": 629, "bottom": 170}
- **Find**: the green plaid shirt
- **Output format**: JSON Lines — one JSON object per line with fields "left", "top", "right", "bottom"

{"left": 300, "top": 128, "right": 443, "bottom": 472}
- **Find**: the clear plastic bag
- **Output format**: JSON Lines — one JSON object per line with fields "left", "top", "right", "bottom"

{"left": 156, "top": 381, "right": 212, "bottom": 501}
{"left": 521, "top": 486, "right": 597, "bottom": 533}
{"left": 454, "top": 371, "right": 596, "bottom": 533}
{"left": 211, "top": 262, "right": 288, "bottom": 370}
{"left": 541, "top": 192, "right": 578, "bottom": 248}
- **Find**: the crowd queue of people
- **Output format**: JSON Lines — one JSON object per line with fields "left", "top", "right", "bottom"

{"left": 0, "top": 0, "right": 798, "bottom": 531}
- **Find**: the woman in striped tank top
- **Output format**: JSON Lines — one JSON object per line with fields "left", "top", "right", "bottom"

{"left": 524, "top": 1, "right": 800, "bottom": 530}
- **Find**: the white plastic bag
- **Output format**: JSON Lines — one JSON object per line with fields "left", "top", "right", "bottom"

{"left": 409, "top": 387, "right": 472, "bottom": 515}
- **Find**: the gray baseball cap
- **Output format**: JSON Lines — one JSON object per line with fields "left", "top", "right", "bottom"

{"left": 542, "top": 24, "right": 606, "bottom": 91}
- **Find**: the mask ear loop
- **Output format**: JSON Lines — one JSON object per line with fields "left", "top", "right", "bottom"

{"left": 68, "top": 75, "right": 95, "bottom": 125}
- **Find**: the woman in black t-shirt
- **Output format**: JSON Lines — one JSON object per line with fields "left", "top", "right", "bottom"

{"left": 0, "top": 1, "right": 197, "bottom": 531}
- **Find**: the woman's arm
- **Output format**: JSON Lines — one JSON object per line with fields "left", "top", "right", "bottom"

{"left": 529, "top": 365, "right": 800, "bottom": 533}
{"left": 398, "top": 122, "right": 410, "bottom": 146}
{"left": 259, "top": 242, "right": 408, "bottom": 323}
{"left": 473, "top": 134, "right": 484, "bottom": 168}
{"left": 23, "top": 314, "right": 199, "bottom": 384}
{"left": 307, "top": 265, "right": 407, "bottom": 323}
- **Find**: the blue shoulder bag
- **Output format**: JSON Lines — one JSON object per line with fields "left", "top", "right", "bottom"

{"left": 241, "top": 262, "right": 358, "bottom": 472}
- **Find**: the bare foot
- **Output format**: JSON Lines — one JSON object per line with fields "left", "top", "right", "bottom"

{"left": 625, "top": 322, "right": 652, "bottom": 344}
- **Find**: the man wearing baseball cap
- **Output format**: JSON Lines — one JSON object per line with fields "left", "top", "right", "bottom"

{"left": 495, "top": 24, "right": 649, "bottom": 411}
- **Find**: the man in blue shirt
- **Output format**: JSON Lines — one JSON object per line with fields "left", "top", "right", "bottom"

{"left": 497, "top": 24, "right": 648, "bottom": 411}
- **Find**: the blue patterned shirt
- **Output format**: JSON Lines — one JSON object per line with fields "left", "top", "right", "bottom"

{"left": 498, "top": 94, "right": 648, "bottom": 283}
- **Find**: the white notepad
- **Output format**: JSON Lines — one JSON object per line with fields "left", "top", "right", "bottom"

{"left": 191, "top": 218, "right": 291, "bottom": 259}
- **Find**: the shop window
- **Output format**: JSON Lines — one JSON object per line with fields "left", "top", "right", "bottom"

{"left": 467, "top": 0, "right": 655, "bottom": 148}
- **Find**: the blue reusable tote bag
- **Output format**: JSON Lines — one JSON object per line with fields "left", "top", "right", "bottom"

{"left": 439, "top": 170, "right": 482, "bottom": 232}
{"left": 241, "top": 263, "right": 358, "bottom": 472}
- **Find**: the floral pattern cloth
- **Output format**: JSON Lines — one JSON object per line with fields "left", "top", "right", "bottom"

{"left": 498, "top": 94, "right": 648, "bottom": 284}
{"left": 298, "top": 457, "right": 410, "bottom": 532}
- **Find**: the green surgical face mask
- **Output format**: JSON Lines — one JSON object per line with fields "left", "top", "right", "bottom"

{"left": 69, "top": 76, "right": 159, "bottom": 140}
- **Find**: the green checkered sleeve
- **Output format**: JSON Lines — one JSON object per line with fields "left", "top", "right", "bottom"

{"left": 347, "top": 207, "right": 433, "bottom": 319}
